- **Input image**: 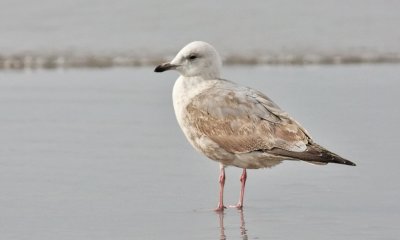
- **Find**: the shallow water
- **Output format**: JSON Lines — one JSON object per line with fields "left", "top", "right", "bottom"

{"left": 0, "top": 65, "right": 399, "bottom": 239}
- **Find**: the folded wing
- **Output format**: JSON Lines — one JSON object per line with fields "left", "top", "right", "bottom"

{"left": 186, "top": 81, "right": 310, "bottom": 154}
{"left": 186, "top": 81, "right": 355, "bottom": 166}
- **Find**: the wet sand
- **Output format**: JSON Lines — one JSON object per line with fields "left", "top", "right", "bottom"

{"left": 0, "top": 65, "right": 399, "bottom": 239}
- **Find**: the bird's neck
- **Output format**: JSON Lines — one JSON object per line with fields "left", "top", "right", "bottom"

{"left": 173, "top": 76, "right": 218, "bottom": 109}
{"left": 182, "top": 69, "right": 221, "bottom": 80}
{"left": 175, "top": 76, "right": 214, "bottom": 93}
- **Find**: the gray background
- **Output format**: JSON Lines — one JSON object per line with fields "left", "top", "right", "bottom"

{"left": 0, "top": 1, "right": 399, "bottom": 239}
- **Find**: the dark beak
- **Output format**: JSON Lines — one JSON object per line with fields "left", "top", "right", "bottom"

{"left": 154, "top": 62, "right": 178, "bottom": 72}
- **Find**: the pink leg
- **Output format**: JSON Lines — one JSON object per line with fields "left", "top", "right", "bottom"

{"left": 215, "top": 165, "right": 226, "bottom": 211}
{"left": 230, "top": 168, "right": 247, "bottom": 209}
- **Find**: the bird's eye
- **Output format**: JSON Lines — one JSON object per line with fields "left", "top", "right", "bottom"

{"left": 188, "top": 54, "right": 198, "bottom": 60}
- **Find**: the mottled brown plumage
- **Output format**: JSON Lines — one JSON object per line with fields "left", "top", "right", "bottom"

{"left": 154, "top": 41, "right": 355, "bottom": 211}
{"left": 184, "top": 80, "right": 354, "bottom": 166}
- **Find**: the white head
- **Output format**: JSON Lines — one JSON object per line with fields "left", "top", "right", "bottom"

{"left": 155, "top": 41, "right": 222, "bottom": 79}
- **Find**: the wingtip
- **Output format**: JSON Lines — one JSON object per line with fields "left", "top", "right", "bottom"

{"left": 340, "top": 159, "right": 356, "bottom": 166}
{"left": 348, "top": 161, "right": 357, "bottom": 166}
{"left": 312, "top": 144, "right": 357, "bottom": 166}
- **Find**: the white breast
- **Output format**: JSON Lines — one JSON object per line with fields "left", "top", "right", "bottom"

{"left": 172, "top": 76, "right": 214, "bottom": 129}
{"left": 172, "top": 77, "right": 224, "bottom": 157}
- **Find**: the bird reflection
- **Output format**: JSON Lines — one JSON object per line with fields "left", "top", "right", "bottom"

{"left": 217, "top": 209, "right": 248, "bottom": 240}
{"left": 218, "top": 212, "right": 226, "bottom": 240}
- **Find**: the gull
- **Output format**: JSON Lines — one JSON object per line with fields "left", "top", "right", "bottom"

{"left": 154, "top": 41, "right": 356, "bottom": 211}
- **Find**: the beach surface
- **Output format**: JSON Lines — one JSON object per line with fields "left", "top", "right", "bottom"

{"left": 0, "top": 65, "right": 399, "bottom": 239}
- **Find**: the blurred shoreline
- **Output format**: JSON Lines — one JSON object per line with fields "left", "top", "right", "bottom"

{"left": 1, "top": 51, "right": 400, "bottom": 70}
{"left": 2, "top": 1, "right": 399, "bottom": 71}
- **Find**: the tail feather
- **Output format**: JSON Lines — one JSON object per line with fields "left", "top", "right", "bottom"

{"left": 269, "top": 143, "right": 356, "bottom": 166}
